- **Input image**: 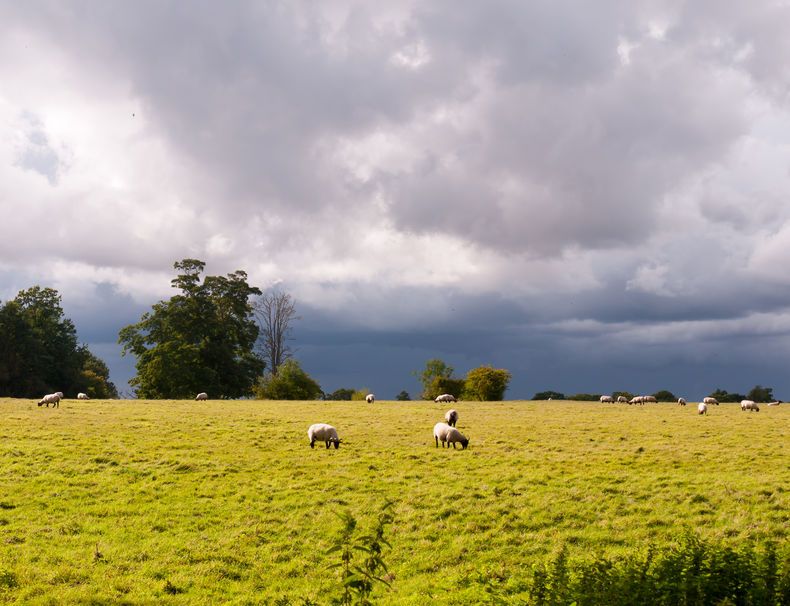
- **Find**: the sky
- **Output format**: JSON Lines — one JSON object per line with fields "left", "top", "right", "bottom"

{"left": 2, "top": 1, "right": 790, "bottom": 400}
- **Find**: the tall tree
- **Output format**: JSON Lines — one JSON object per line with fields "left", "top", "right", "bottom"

{"left": 253, "top": 290, "right": 298, "bottom": 375}
{"left": 462, "top": 365, "right": 512, "bottom": 401}
{"left": 415, "top": 359, "right": 456, "bottom": 400}
{"left": 119, "top": 259, "right": 264, "bottom": 398}
{"left": 0, "top": 288, "right": 116, "bottom": 398}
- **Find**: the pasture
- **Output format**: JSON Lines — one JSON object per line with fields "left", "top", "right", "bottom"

{"left": 0, "top": 398, "right": 787, "bottom": 604}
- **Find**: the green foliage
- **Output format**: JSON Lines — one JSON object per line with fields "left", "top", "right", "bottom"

{"left": 395, "top": 390, "right": 411, "bottom": 401}
{"left": 747, "top": 384, "right": 774, "bottom": 403}
{"left": 533, "top": 391, "right": 565, "bottom": 400}
{"left": 254, "top": 359, "right": 322, "bottom": 400}
{"left": 427, "top": 376, "right": 466, "bottom": 401}
{"left": 0, "top": 288, "right": 115, "bottom": 398}
{"left": 612, "top": 391, "right": 634, "bottom": 401}
{"left": 416, "top": 358, "right": 455, "bottom": 399}
{"left": 325, "top": 388, "right": 355, "bottom": 401}
{"left": 327, "top": 501, "right": 395, "bottom": 605}
{"left": 652, "top": 390, "right": 676, "bottom": 402}
{"left": 708, "top": 388, "right": 746, "bottom": 403}
{"left": 567, "top": 393, "right": 602, "bottom": 401}
{"left": 462, "top": 366, "right": 512, "bottom": 401}
{"left": 351, "top": 389, "right": 371, "bottom": 401}
{"left": 119, "top": 259, "right": 264, "bottom": 399}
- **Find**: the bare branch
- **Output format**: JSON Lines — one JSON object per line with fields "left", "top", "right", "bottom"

{"left": 252, "top": 291, "right": 299, "bottom": 374}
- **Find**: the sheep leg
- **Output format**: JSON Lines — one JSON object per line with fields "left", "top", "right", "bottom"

{"left": 310, "top": 440, "right": 315, "bottom": 449}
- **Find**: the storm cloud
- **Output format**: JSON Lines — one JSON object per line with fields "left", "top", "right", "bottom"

{"left": 1, "top": 1, "right": 790, "bottom": 398}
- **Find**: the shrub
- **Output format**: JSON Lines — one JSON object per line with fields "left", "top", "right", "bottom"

{"left": 533, "top": 391, "right": 565, "bottom": 400}
{"left": 254, "top": 359, "right": 322, "bottom": 400}
{"left": 462, "top": 366, "right": 511, "bottom": 401}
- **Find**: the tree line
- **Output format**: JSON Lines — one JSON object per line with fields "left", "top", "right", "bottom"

{"left": 533, "top": 386, "right": 778, "bottom": 403}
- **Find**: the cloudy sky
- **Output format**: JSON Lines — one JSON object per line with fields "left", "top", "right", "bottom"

{"left": 2, "top": 1, "right": 790, "bottom": 400}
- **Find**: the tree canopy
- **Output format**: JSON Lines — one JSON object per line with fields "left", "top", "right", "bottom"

{"left": 462, "top": 365, "right": 512, "bottom": 401}
{"left": 533, "top": 390, "right": 565, "bottom": 400}
{"left": 118, "top": 259, "right": 264, "bottom": 399}
{"left": 0, "top": 287, "right": 116, "bottom": 398}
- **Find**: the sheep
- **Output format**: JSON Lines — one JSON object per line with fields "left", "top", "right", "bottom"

{"left": 703, "top": 397, "right": 719, "bottom": 406}
{"left": 445, "top": 409, "right": 458, "bottom": 427}
{"left": 740, "top": 400, "right": 760, "bottom": 412}
{"left": 642, "top": 395, "right": 657, "bottom": 404}
{"left": 37, "top": 393, "right": 60, "bottom": 408}
{"left": 698, "top": 402, "right": 707, "bottom": 415}
{"left": 365, "top": 393, "right": 375, "bottom": 404}
{"left": 629, "top": 396, "right": 644, "bottom": 405}
{"left": 77, "top": 393, "right": 90, "bottom": 400}
{"left": 433, "top": 422, "right": 468, "bottom": 449}
{"left": 195, "top": 392, "right": 208, "bottom": 401}
{"left": 767, "top": 401, "right": 781, "bottom": 406}
{"left": 308, "top": 423, "right": 340, "bottom": 449}
{"left": 678, "top": 398, "right": 687, "bottom": 406}
{"left": 617, "top": 396, "right": 628, "bottom": 403}
{"left": 600, "top": 395, "right": 614, "bottom": 403}
{"left": 434, "top": 394, "right": 457, "bottom": 403}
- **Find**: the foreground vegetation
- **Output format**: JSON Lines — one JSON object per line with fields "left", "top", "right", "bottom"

{"left": 0, "top": 398, "right": 787, "bottom": 604}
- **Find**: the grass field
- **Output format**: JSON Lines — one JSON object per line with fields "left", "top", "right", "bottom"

{"left": 0, "top": 398, "right": 788, "bottom": 604}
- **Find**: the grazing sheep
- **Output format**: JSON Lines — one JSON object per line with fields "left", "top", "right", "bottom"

{"left": 77, "top": 393, "right": 90, "bottom": 400}
{"left": 445, "top": 409, "right": 458, "bottom": 427}
{"left": 629, "top": 396, "right": 644, "bottom": 405}
{"left": 698, "top": 402, "right": 707, "bottom": 415}
{"left": 445, "top": 426, "right": 469, "bottom": 449}
{"left": 37, "top": 393, "right": 60, "bottom": 408}
{"left": 308, "top": 423, "right": 340, "bottom": 449}
{"left": 365, "top": 393, "right": 375, "bottom": 404}
{"left": 195, "top": 392, "right": 208, "bottom": 401}
{"left": 434, "top": 394, "right": 457, "bottom": 403}
{"left": 434, "top": 422, "right": 468, "bottom": 449}
{"left": 703, "top": 397, "right": 719, "bottom": 406}
{"left": 616, "top": 396, "right": 628, "bottom": 403}
{"left": 678, "top": 398, "right": 687, "bottom": 406}
{"left": 642, "top": 395, "right": 657, "bottom": 404}
{"left": 600, "top": 395, "right": 614, "bottom": 403}
{"left": 741, "top": 400, "right": 760, "bottom": 412}
{"left": 767, "top": 401, "right": 781, "bottom": 406}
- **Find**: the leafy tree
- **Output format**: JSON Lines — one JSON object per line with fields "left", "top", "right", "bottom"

{"left": 253, "top": 291, "right": 298, "bottom": 375}
{"left": 568, "top": 393, "right": 602, "bottom": 401}
{"left": 427, "top": 376, "right": 465, "bottom": 401}
{"left": 395, "top": 390, "right": 411, "bottom": 401}
{"left": 747, "top": 385, "right": 774, "bottom": 403}
{"left": 254, "top": 359, "right": 321, "bottom": 400}
{"left": 708, "top": 388, "right": 746, "bottom": 403}
{"left": 415, "top": 359, "right": 455, "bottom": 400}
{"left": 325, "top": 388, "right": 355, "bottom": 401}
{"left": 351, "top": 389, "right": 371, "bottom": 401}
{"left": 652, "top": 390, "right": 676, "bottom": 402}
{"left": 119, "top": 259, "right": 264, "bottom": 399}
{"left": 75, "top": 346, "right": 118, "bottom": 399}
{"left": 462, "top": 365, "right": 512, "bottom": 401}
{"left": 533, "top": 390, "right": 565, "bottom": 400}
{"left": 0, "top": 301, "right": 45, "bottom": 396}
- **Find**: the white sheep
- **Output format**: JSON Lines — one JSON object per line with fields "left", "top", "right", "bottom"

{"left": 77, "top": 393, "right": 90, "bottom": 400}
{"left": 308, "top": 423, "right": 341, "bottom": 449}
{"left": 767, "top": 401, "right": 781, "bottom": 406}
{"left": 642, "top": 395, "right": 657, "bottom": 404}
{"left": 434, "top": 394, "right": 457, "bottom": 403}
{"left": 195, "top": 392, "right": 208, "bottom": 401}
{"left": 433, "top": 422, "right": 468, "bottom": 449}
{"left": 629, "top": 396, "right": 644, "bottom": 405}
{"left": 703, "top": 397, "right": 719, "bottom": 406}
{"left": 698, "top": 402, "right": 707, "bottom": 415}
{"left": 616, "top": 396, "right": 628, "bottom": 403}
{"left": 445, "top": 409, "right": 458, "bottom": 427}
{"left": 740, "top": 400, "right": 760, "bottom": 412}
{"left": 365, "top": 393, "right": 375, "bottom": 404}
{"left": 600, "top": 395, "right": 614, "bottom": 403}
{"left": 678, "top": 398, "right": 687, "bottom": 406}
{"left": 37, "top": 393, "right": 60, "bottom": 408}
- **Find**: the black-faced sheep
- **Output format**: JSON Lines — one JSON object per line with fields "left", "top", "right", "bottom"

{"left": 434, "top": 394, "right": 457, "bottom": 403}
{"left": 195, "top": 392, "right": 208, "bottom": 401}
{"left": 37, "top": 393, "right": 60, "bottom": 408}
{"left": 445, "top": 409, "right": 458, "bottom": 427}
{"left": 740, "top": 400, "right": 760, "bottom": 412}
{"left": 308, "top": 423, "right": 340, "bottom": 449}
{"left": 365, "top": 394, "right": 375, "bottom": 404}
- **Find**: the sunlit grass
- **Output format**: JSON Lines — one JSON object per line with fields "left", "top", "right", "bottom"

{"left": 0, "top": 398, "right": 787, "bottom": 604}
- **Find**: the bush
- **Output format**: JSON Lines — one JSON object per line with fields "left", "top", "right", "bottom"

{"left": 747, "top": 385, "right": 774, "bottom": 403}
{"left": 325, "top": 388, "right": 355, "bottom": 401}
{"left": 567, "top": 393, "right": 602, "bottom": 401}
{"left": 652, "top": 390, "right": 676, "bottom": 402}
{"left": 395, "top": 391, "right": 411, "bottom": 401}
{"left": 427, "top": 377, "right": 465, "bottom": 401}
{"left": 533, "top": 391, "right": 565, "bottom": 400}
{"left": 462, "top": 366, "right": 511, "bottom": 401}
{"left": 254, "top": 359, "right": 322, "bottom": 400}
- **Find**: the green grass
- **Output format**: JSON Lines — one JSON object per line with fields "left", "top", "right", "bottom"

{"left": 0, "top": 399, "right": 787, "bottom": 604}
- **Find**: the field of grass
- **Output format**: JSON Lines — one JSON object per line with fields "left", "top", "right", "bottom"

{"left": 0, "top": 398, "right": 788, "bottom": 604}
